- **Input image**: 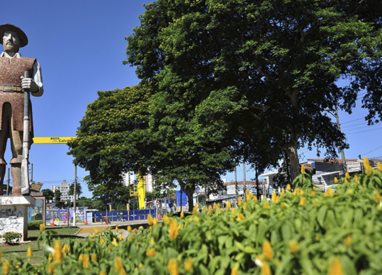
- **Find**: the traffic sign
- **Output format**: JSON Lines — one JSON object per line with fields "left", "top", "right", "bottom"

{"left": 33, "top": 137, "right": 76, "bottom": 144}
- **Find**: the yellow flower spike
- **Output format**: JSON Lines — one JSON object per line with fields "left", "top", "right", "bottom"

{"left": 203, "top": 206, "right": 207, "bottom": 213}
{"left": 83, "top": 254, "right": 90, "bottom": 269}
{"left": 238, "top": 196, "right": 242, "bottom": 206}
{"left": 311, "top": 191, "right": 315, "bottom": 197}
{"left": 94, "top": 228, "right": 99, "bottom": 233}
{"left": 289, "top": 240, "right": 299, "bottom": 253}
{"left": 300, "top": 189, "right": 305, "bottom": 196}
{"left": 100, "top": 271, "right": 106, "bottom": 275}
{"left": 345, "top": 172, "right": 350, "bottom": 179}
{"left": 91, "top": 233, "right": 95, "bottom": 238}
{"left": 134, "top": 228, "right": 138, "bottom": 234}
{"left": 79, "top": 254, "right": 84, "bottom": 261}
{"left": 364, "top": 156, "right": 370, "bottom": 169}
{"left": 300, "top": 197, "right": 306, "bottom": 207}
{"left": 366, "top": 166, "right": 373, "bottom": 176}
{"left": 281, "top": 188, "right": 285, "bottom": 195}
{"left": 313, "top": 186, "right": 316, "bottom": 190}
{"left": 325, "top": 192, "right": 328, "bottom": 197}
{"left": 243, "top": 202, "right": 247, "bottom": 210}
{"left": 118, "top": 234, "right": 124, "bottom": 241}
{"left": 148, "top": 214, "right": 153, "bottom": 226}
{"left": 378, "top": 162, "right": 382, "bottom": 171}
{"left": 115, "top": 257, "right": 124, "bottom": 273}
{"left": 262, "top": 240, "right": 273, "bottom": 260}
{"left": 301, "top": 164, "right": 305, "bottom": 174}
{"left": 253, "top": 196, "right": 257, "bottom": 201}
{"left": 213, "top": 202, "right": 217, "bottom": 210}
{"left": 287, "top": 184, "right": 291, "bottom": 191}
{"left": 209, "top": 205, "right": 213, "bottom": 214}
{"left": 139, "top": 263, "right": 143, "bottom": 268}
{"left": 146, "top": 248, "right": 156, "bottom": 257}
{"left": 237, "top": 213, "right": 245, "bottom": 221}
{"left": 293, "top": 189, "right": 298, "bottom": 196}
{"left": 127, "top": 226, "right": 132, "bottom": 233}
{"left": 231, "top": 266, "right": 239, "bottom": 275}
{"left": 194, "top": 216, "right": 199, "bottom": 223}
{"left": 115, "top": 226, "right": 118, "bottom": 231}
{"left": 263, "top": 203, "right": 269, "bottom": 209}
{"left": 163, "top": 215, "right": 170, "bottom": 225}
{"left": 231, "top": 208, "right": 236, "bottom": 215}
{"left": 149, "top": 237, "right": 155, "bottom": 245}
{"left": 261, "top": 261, "right": 271, "bottom": 275}
{"left": 100, "top": 236, "right": 104, "bottom": 245}
{"left": 217, "top": 203, "right": 220, "bottom": 208}
{"left": 334, "top": 177, "right": 338, "bottom": 184}
{"left": 327, "top": 187, "right": 333, "bottom": 197}
{"left": 112, "top": 238, "right": 119, "bottom": 246}
{"left": 344, "top": 235, "right": 352, "bottom": 247}
{"left": 376, "top": 190, "right": 381, "bottom": 203}
{"left": 192, "top": 206, "right": 198, "bottom": 215}
{"left": 53, "top": 240, "right": 62, "bottom": 264}
{"left": 345, "top": 178, "right": 348, "bottom": 185}
{"left": 169, "top": 220, "right": 179, "bottom": 240}
{"left": 27, "top": 247, "right": 32, "bottom": 257}
{"left": 348, "top": 189, "right": 354, "bottom": 196}
{"left": 354, "top": 175, "right": 359, "bottom": 183}
{"left": 328, "top": 257, "right": 343, "bottom": 275}
{"left": 184, "top": 258, "right": 193, "bottom": 271}
{"left": 40, "top": 223, "right": 45, "bottom": 231}
{"left": 249, "top": 193, "right": 254, "bottom": 200}
{"left": 168, "top": 259, "right": 179, "bottom": 275}
{"left": 92, "top": 253, "right": 97, "bottom": 261}
{"left": 48, "top": 254, "right": 53, "bottom": 262}
{"left": 312, "top": 200, "right": 318, "bottom": 207}
{"left": 281, "top": 202, "right": 286, "bottom": 208}
{"left": 227, "top": 201, "right": 231, "bottom": 210}
{"left": 246, "top": 188, "right": 250, "bottom": 199}
{"left": 181, "top": 211, "right": 184, "bottom": 218}
{"left": 47, "top": 263, "right": 53, "bottom": 275}
{"left": 153, "top": 218, "right": 158, "bottom": 227}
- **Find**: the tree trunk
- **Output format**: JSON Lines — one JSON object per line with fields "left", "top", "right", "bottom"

{"left": 176, "top": 177, "right": 194, "bottom": 211}
{"left": 287, "top": 143, "right": 299, "bottom": 183}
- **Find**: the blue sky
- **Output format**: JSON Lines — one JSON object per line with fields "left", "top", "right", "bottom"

{"left": 3, "top": 1, "right": 381, "bottom": 197}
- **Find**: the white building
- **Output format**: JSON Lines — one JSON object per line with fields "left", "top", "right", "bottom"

{"left": 50, "top": 180, "right": 77, "bottom": 202}
{"left": 122, "top": 171, "right": 135, "bottom": 186}
{"left": 145, "top": 174, "right": 154, "bottom": 192}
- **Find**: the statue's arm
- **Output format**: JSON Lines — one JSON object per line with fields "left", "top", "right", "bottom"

{"left": 30, "top": 60, "right": 43, "bottom": 97}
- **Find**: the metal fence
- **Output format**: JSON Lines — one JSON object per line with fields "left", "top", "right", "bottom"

{"left": 92, "top": 208, "right": 168, "bottom": 223}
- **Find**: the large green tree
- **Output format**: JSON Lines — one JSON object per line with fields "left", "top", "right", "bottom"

{"left": 125, "top": 0, "right": 382, "bottom": 181}
{"left": 68, "top": 83, "right": 236, "bottom": 210}
{"left": 68, "top": 182, "right": 83, "bottom": 198}
{"left": 42, "top": 189, "right": 54, "bottom": 202}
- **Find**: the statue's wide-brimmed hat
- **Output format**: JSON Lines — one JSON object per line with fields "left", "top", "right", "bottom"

{"left": 0, "top": 24, "right": 28, "bottom": 47}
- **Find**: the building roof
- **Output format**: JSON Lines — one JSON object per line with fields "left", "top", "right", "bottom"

{"left": 308, "top": 159, "right": 359, "bottom": 163}
{"left": 224, "top": 180, "right": 266, "bottom": 186}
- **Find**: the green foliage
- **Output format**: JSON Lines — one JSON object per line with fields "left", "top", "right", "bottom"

{"left": 2, "top": 232, "right": 22, "bottom": 244}
{"left": 41, "top": 189, "right": 54, "bottom": 201}
{"left": 4, "top": 169, "right": 382, "bottom": 274}
{"left": 68, "top": 182, "right": 82, "bottom": 197}
{"left": 125, "top": 0, "right": 382, "bottom": 180}
{"left": 54, "top": 189, "right": 61, "bottom": 203}
{"left": 27, "top": 221, "right": 44, "bottom": 230}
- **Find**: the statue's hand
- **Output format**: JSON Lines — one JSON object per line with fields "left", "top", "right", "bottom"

{"left": 21, "top": 77, "right": 39, "bottom": 92}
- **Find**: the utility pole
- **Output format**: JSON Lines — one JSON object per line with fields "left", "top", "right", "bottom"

{"left": 335, "top": 108, "right": 347, "bottom": 174}
{"left": 30, "top": 163, "right": 33, "bottom": 182}
{"left": 73, "top": 165, "right": 77, "bottom": 227}
{"left": 325, "top": 108, "right": 347, "bottom": 175}
{"left": 235, "top": 166, "right": 238, "bottom": 205}
{"left": 6, "top": 168, "right": 9, "bottom": 195}
{"left": 243, "top": 162, "right": 246, "bottom": 195}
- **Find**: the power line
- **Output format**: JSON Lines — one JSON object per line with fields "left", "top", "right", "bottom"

{"left": 347, "top": 127, "right": 382, "bottom": 135}
{"left": 343, "top": 125, "right": 378, "bottom": 131}
{"left": 362, "top": 145, "right": 382, "bottom": 156}
{"left": 341, "top": 117, "right": 365, "bottom": 125}
{"left": 341, "top": 122, "right": 368, "bottom": 129}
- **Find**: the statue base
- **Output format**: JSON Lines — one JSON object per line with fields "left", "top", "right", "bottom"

{"left": 0, "top": 196, "right": 35, "bottom": 242}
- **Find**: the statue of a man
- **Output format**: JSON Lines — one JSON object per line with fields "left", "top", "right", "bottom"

{"left": 0, "top": 24, "right": 44, "bottom": 195}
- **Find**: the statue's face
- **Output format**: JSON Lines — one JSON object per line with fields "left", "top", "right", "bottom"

{"left": 3, "top": 31, "right": 20, "bottom": 52}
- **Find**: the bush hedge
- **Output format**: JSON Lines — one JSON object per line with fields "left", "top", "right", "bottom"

{"left": 28, "top": 221, "right": 44, "bottom": 230}
{"left": 2, "top": 157, "right": 382, "bottom": 274}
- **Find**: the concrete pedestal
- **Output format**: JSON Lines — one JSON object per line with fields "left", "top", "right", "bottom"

{"left": 0, "top": 196, "right": 35, "bottom": 242}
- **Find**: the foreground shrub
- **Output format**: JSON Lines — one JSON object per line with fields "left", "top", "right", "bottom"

{"left": 2, "top": 232, "right": 22, "bottom": 244}
{"left": 28, "top": 221, "right": 44, "bottom": 230}
{"left": 2, "top": 158, "right": 382, "bottom": 274}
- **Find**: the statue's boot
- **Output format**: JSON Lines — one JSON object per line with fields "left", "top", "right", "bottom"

{"left": 10, "top": 159, "right": 21, "bottom": 196}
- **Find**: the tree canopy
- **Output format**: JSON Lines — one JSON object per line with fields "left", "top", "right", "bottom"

{"left": 125, "top": 0, "right": 382, "bottom": 181}
{"left": 42, "top": 189, "right": 54, "bottom": 201}
{"left": 68, "top": 182, "right": 83, "bottom": 198}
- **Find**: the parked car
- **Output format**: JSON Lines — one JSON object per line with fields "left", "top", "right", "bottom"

{"left": 312, "top": 171, "right": 340, "bottom": 192}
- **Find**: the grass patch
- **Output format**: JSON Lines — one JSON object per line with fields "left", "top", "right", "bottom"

{"left": 1, "top": 227, "right": 82, "bottom": 265}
